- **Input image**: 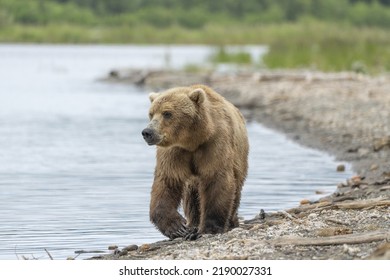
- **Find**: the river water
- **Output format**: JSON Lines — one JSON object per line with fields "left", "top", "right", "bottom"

{"left": 0, "top": 45, "right": 351, "bottom": 260}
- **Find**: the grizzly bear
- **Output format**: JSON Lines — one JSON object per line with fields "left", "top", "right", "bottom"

{"left": 142, "top": 85, "right": 249, "bottom": 240}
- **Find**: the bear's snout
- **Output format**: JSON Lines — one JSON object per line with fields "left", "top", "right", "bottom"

{"left": 142, "top": 128, "right": 158, "bottom": 145}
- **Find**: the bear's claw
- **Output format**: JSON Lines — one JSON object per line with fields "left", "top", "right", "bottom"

{"left": 184, "top": 227, "right": 201, "bottom": 241}
{"left": 176, "top": 226, "right": 188, "bottom": 237}
{"left": 167, "top": 223, "right": 189, "bottom": 240}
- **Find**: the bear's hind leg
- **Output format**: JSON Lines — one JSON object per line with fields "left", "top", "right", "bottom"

{"left": 183, "top": 182, "right": 201, "bottom": 229}
{"left": 228, "top": 185, "right": 242, "bottom": 229}
{"left": 198, "top": 176, "right": 235, "bottom": 234}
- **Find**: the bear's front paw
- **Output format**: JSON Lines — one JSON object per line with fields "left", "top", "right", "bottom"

{"left": 184, "top": 227, "right": 201, "bottom": 241}
{"left": 163, "top": 219, "right": 189, "bottom": 240}
{"left": 151, "top": 209, "right": 188, "bottom": 240}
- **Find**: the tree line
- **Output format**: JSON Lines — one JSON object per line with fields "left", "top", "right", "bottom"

{"left": 1, "top": 0, "right": 390, "bottom": 28}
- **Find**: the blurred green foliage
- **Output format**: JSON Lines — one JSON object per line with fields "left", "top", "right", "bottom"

{"left": 210, "top": 47, "right": 252, "bottom": 64}
{"left": 1, "top": 0, "right": 390, "bottom": 72}
{"left": 1, "top": 0, "right": 390, "bottom": 28}
{"left": 261, "top": 21, "right": 390, "bottom": 73}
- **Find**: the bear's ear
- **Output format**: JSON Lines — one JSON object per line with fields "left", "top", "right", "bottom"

{"left": 149, "top": 92, "right": 159, "bottom": 103}
{"left": 189, "top": 88, "right": 205, "bottom": 105}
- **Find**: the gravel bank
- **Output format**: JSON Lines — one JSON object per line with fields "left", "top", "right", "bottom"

{"left": 95, "top": 69, "right": 390, "bottom": 260}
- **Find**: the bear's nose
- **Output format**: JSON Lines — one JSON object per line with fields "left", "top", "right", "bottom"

{"left": 142, "top": 128, "right": 154, "bottom": 141}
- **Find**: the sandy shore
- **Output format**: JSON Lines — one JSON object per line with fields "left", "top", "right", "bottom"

{"left": 95, "top": 69, "right": 390, "bottom": 260}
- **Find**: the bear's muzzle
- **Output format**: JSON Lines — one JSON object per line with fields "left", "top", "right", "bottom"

{"left": 142, "top": 127, "right": 160, "bottom": 145}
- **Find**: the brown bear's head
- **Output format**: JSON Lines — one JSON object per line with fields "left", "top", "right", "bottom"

{"left": 142, "top": 86, "right": 210, "bottom": 151}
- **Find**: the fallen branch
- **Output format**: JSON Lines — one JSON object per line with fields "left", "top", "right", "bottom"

{"left": 272, "top": 230, "right": 390, "bottom": 246}
{"left": 334, "top": 198, "right": 390, "bottom": 209}
{"left": 44, "top": 248, "right": 54, "bottom": 260}
{"left": 277, "top": 210, "right": 296, "bottom": 220}
{"left": 287, "top": 201, "right": 332, "bottom": 214}
{"left": 74, "top": 250, "right": 105, "bottom": 254}
{"left": 325, "top": 218, "right": 350, "bottom": 226}
{"left": 289, "top": 198, "right": 390, "bottom": 215}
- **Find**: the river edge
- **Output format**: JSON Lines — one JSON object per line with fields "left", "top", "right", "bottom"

{"left": 92, "top": 69, "right": 390, "bottom": 260}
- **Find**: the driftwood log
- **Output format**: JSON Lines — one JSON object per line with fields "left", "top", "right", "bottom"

{"left": 333, "top": 199, "right": 390, "bottom": 209}
{"left": 288, "top": 198, "right": 390, "bottom": 215}
{"left": 271, "top": 230, "right": 390, "bottom": 246}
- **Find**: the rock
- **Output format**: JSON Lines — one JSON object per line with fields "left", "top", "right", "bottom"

{"left": 308, "top": 213, "right": 318, "bottom": 219}
{"left": 343, "top": 244, "right": 361, "bottom": 256}
{"left": 109, "top": 70, "right": 119, "bottom": 78}
{"left": 113, "top": 249, "right": 121, "bottom": 255}
{"left": 300, "top": 199, "right": 310, "bottom": 205}
{"left": 258, "top": 209, "right": 266, "bottom": 219}
{"left": 138, "top": 244, "right": 151, "bottom": 253}
{"left": 108, "top": 245, "right": 118, "bottom": 250}
{"left": 370, "top": 164, "right": 379, "bottom": 171}
{"left": 349, "top": 175, "right": 363, "bottom": 186}
{"left": 123, "top": 244, "right": 138, "bottom": 251}
{"left": 382, "top": 171, "right": 390, "bottom": 178}
{"left": 368, "top": 243, "right": 390, "bottom": 260}
{"left": 373, "top": 136, "right": 390, "bottom": 151}
{"left": 347, "top": 147, "right": 359, "bottom": 153}
{"left": 358, "top": 148, "right": 370, "bottom": 157}
{"left": 337, "top": 164, "right": 346, "bottom": 172}
{"left": 118, "top": 250, "right": 128, "bottom": 256}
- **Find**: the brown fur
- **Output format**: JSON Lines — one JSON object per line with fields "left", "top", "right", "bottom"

{"left": 142, "top": 85, "right": 249, "bottom": 239}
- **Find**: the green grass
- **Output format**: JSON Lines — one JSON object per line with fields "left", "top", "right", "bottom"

{"left": 210, "top": 47, "right": 252, "bottom": 64}
{"left": 261, "top": 21, "right": 390, "bottom": 73}
{"left": 1, "top": 21, "right": 389, "bottom": 73}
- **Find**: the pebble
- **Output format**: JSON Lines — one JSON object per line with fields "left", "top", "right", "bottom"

{"left": 118, "top": 250, "right": 128, "bottom": 256}
{"left": 113, "top": 248, "right": 121, "bottom": 255}
{"left": 108, "top": 245, "right": 118, "bottom": 250}
{"left": 337, "top": 164, "right": 346, "bottom": 172}
{"left": 300, "top": 199, "right": 311, "bottom": 205}
{"left": 315, "top": 190, "right": 326, "bottom": 194}
{"left": 370, "top": 164, "right": 379, "bottom": 170}
{"left": 308, "top": 213, "right": 318, "bottom": 219}
{"left": 123, "top": 244, "right": 138, "bottom": 251}
{"left": 138, "top": 244, "right": 151, "bottom": 252}
{"left": 343, "top": 244, "right": 361, "bottom": 255}
{"left": 350, "top": 175, "right": 363, "bottom": 185}
{"left": 358, "top": 148, "right": 370, "bottom": 157}
{"left": 373, "top": 136, "right": 390, "bottom": 151}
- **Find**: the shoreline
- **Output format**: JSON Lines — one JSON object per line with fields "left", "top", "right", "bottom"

{"left": 95, "top": 69, "right": 390, "bottom": 260}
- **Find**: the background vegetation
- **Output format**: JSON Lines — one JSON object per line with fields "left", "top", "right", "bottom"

{"left": 1, "top": 0, "right": 390, "bottom": 72}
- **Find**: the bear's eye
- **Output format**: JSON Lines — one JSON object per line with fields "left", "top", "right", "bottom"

{"left": 162, "top": 111, "right": 172, "bottom": 119}
{"left": 149, "top": 113, "right": 153, "bottom": 120}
